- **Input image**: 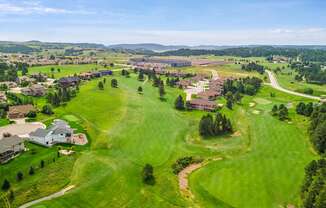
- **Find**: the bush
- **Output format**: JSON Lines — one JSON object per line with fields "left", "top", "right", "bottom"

{"left": 303, "top": 88, "right": 314, "bottom": 95}
{"left": 16, "top": 171, "right": 23, "bottom": 181}
{"left": 42, "top": 104, "right": 53, "bottom": 115}
{"left": 142, "top": 164, "right": 155, "bottom": 185}
{"left": 26, "top": 111, "right": 37, "bottom": 118}
{"left": 172, "top": 156, "right": 203, "bottom": 174}
{"left": 1, "top": 179, "right": 10, "bottom": 191}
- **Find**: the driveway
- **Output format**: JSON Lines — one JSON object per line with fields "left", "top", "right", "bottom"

{"left": 266, "top": 70, "right": 322, "bottom": 101}
{"left": 0, "top": 122, "right": 45, "bottom": 139}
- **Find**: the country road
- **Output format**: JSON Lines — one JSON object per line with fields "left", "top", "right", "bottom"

{"left": 266, "top": 70, "right": 322, "bottom": 101}
{"left": 19, "top": 185, "right": 75, "bottom": 208}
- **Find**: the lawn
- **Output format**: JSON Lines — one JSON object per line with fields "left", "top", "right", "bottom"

{"left": 25, "top": 64, "right": 121, "bottom": 79}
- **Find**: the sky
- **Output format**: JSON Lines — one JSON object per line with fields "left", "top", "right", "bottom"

{"left": 0, "top": 0, "right": 326, "bottom": 45}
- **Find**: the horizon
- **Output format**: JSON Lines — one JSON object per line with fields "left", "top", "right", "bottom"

{"left": 0, "top": 0, "right": 326, "bottom": 45}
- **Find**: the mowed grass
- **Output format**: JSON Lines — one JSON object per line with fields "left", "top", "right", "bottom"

{"left": 190, "top": 87, "right": 317, "bottom": 208}
{"left": 26, "top": 64, "right": 122, "bottom": 79}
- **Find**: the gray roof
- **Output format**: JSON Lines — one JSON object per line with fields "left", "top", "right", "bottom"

{"left": 29, "top": 128, "right": 50, "bottom": 137}
{"left": 0, "top": 136, "right": 24, "bottom": 153}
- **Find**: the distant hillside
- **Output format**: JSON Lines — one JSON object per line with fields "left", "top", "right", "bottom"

{"left": 107, "top": 43, "right": 189, "bottom": 52}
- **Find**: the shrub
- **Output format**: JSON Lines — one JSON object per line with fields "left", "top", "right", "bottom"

{"left": 142, "top": 164, "right": 155, "bottom": 185}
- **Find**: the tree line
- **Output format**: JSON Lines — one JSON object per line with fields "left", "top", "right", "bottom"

{"left": 291, "top": 63, "right": 326, "bottom": 84}
{"left": 300, "top": 103, "right": 326, "bottom": 208}
{"left": 155, "top": 47, "right": 326, "bottom": 62}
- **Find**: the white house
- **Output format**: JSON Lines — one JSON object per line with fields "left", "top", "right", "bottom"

{"left": 29, "top": 119, "right": 73, "bottom": 147}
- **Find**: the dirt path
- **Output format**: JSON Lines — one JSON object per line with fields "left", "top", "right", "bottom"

{"left": 178, "top": 158, "right": 222, "bottom": 199}
{"left": 266, "top": 70, "right": 322, "bottom": 101}
{"left": 18, "top": 185, "right": 75, "bottom": 208}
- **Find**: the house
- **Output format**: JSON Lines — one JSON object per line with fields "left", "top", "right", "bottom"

{"left": 29, "top": 119, "right": 73, "bottom": 147}
{"left": 30, "top": 73, "right": 48, "bottom": 82}
{"left": 0, "top": 135, "right": 25, "bottom": 164}
{"left": 99, "top": 70, "right": 113, "bottom": 76}
{"left": 79, "top": 72, "right": 93, "bottom": 80}
{"left": 198, "top": 90, "right": 221, "bottom": 101}
{"left": 21, "top": 84, "right": 46, "bottom": 97}
{"left": 58, "top": 77, "right": 80, "bottom": 87}
{"left": 177, "top": 79, "right": 192, "bottom": 89}
{"left": 8, "top": 104, "right": 35, "bottom": 119}
{"left": 91, "top": 71, "right": 102, "bottom": 78}
{"left": 0, "top": 92, "right": 7, "bottom": 103}
{"left": 19, "top": 76, "right": 36, "bottom": 84}
{"left": 0, "top": 81, "right": 17, "bottom": 88}
{"left": 188, "top": 99, "right": 217, "bottom": 111}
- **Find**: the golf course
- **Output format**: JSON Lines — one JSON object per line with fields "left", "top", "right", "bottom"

{"left": 4, "top": 69, "right": 313, "bottom": 208}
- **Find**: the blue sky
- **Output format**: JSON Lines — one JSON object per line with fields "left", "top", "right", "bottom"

{"left": 0, "top": 0, "right": 326, "bottom": 45}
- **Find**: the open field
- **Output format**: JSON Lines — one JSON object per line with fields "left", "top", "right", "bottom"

{"left": 25, "top": 64, "right": 122, "bottom": 79}
{"left": 10, "top": 71, "right": 314, "bottom": 208}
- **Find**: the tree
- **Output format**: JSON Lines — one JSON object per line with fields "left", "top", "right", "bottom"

{"left": 199, "top": 114, "right": 214, "bottom": 137}
{"left": 174, "top": 95, "right": 185, "bottom": 110}
{"left": 2, "top": 179, "right": 10, "bottom": 191}
{"left": 226, "top": 100, "right": 233, "bottom": 110}
{"left": 142, "top": 164, "right": 155, "bottom": 185}
{"left": 272, "top": 105, "right": 278, "bottom": 116}
{"left": 234, "top": 92, "right": 243, "bottom": 104}
{"left": 26, "top": 111, "right": 37, "bottom": 118}
{"left": 29, "top": 166, "right": 35, "bottom": 175}
{"left": 40, "top": 160, "right": 45, "bottom": 168}
{"left": 16, "top": 171, "right": 23, "bottom": 181}
{"left": 98, "top": 81, "right": 104, "bottom": 90}
{"left": 311, "top": 120, "right": 326, "bottom": 154}
{"left": 278, "top": 105, "right": 288, "bottom": 121}
{"left": 159, "top": 84, "right": 165, "bottom": 99}
{"left": 111, "top": 79, "right": 118, "bottom": 88}
{"left": 42, "top": 104, "right": 53, "bottom": 115}
{"left": 103, "top": 78, "right": 106, "bottom": 84}
{"left": 137, "top": 86, "right": 143, "bottom": 94}
{"left": 138, "top": 71, "right": 144, "bottom": 81}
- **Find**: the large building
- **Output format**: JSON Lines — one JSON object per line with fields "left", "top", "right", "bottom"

{"left": 0, "top": 135, "right": 25, "bottom": 164}
{"left": 21, "top": 84, "right": 46, "bottom": 97}
{"left": 130, "top": 57, "right": 192, "bottom": 67}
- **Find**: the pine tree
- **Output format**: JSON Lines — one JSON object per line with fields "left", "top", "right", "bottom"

{"left": 159, "top": 84, "right": 165, "bottom": 99}
{"left": 174, "top": 95, "right": 185, "bottom": 110}
{"left": 226, "top": 99, "right": 233, "bottom": 110}
{"left": 142, "top": 164, "right": 155, "bottom": 185}
{"left": 137, "top": 86, "right": 143, "bottom": 94}
{"left": 29, "top": 166, "right": 35, "bottom": 175}
{"left": 16, "top": 171, "right": 23, "bottom": 181}
{"left": 138, "top": 71, "right": 144, "bottom": 81}
{"left": 111, "top": 79, "right": 118, "bottom": 88}
{"left": 98, "top": 81, "right": 104, "bottom": 90}
{"left": 272, "top": 105, "right": 278, "bottom": 116}
{"left": 2, "top": 179, "right": 10, "bottom": 191}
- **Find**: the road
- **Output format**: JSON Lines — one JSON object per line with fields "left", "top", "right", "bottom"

{"left": 266, "top": 70, "right": 321, "bottom": 101}
{"left": 19, "top": 185, "right": 75, "bottom": 208}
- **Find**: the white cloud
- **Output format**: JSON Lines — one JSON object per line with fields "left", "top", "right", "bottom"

{"left": 0, "top": 1, "right": 92, "bottom": 15}
{"left": 1, "top": 27, "right": 326, "bottom": 45}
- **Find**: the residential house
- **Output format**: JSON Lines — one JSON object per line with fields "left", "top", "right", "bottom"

{"left": 30, "top": 73, "right": 48, "bottom": 82}
{"left": 0, "top": 91, "right": 7, "bottom": 103}
{"left": 58, "top": 77, "right": 80, "bottom": 88}
{"left": 79, "top": 72, "right": 93, "bottom": 80}
{"left": 29, "top": 119, "right": 74, "bottom": 147}
{"left": 21, "top": 84, "right": 46, "bottom": 97}
{"left": 188, "top": 99, "right": 217, "bottom": 111}
{"left": 0, "top": 135, "right": 25, "bottom": 164}
{"left": 177, "top": 79, "right": 192, "bottom": 89}
{"left": 99, "top": 70, "right": 113, "bottom": 76}
{"left": 8, "top": 104, "right": 35, "bottom": 119}
{"left": 0, "top": 81, "right": 17, "bottom": 88}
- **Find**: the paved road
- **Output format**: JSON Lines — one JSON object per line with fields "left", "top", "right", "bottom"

{"left": 19, "top": 185, "right": 75, "bottom": 208}
{"left": 266, "top": 70, "right": 322, "bottom": 101}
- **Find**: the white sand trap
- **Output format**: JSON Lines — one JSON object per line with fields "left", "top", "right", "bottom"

{"left": 249, "top": 102, "right": 256, "bottom": 107}
{"left": 252, "top": 110, "right": 261, "bottom": 115}
{"left": 0, "top": 122, "right": 45, "bottom": 139}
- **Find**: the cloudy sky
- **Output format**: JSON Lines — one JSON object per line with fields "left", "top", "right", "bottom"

{"left": 0, "top": 0, "right": 326, "bottom": 45}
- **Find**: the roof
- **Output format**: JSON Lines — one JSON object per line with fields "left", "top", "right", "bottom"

{"left": 0, "top": 135, "right": 24, "bottom": 153}
{"left": 29, "top": 128, "right": 50, "bottom": 137}
{"left": 9, "top": 105, "right": 35, "bottom": 114}
{"left": 189, "top": 99, "right": 217, "bottom": 107}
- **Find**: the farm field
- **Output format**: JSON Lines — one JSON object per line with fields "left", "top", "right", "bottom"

{"left": 12, "top": 70, "right": 315, "bottom": 208}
